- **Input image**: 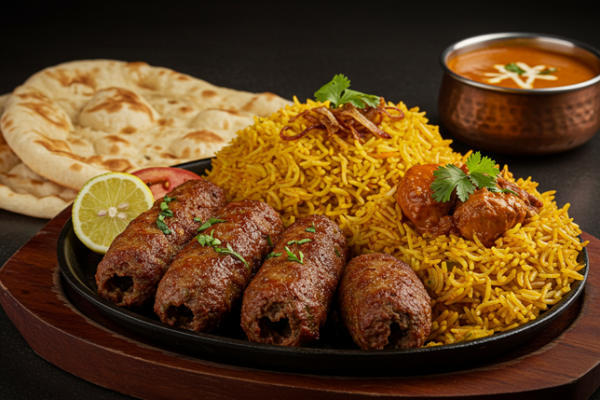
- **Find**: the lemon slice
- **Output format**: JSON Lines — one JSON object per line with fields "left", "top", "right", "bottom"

{"left": 72, "top": 172, "right": 154, "bottom": 254}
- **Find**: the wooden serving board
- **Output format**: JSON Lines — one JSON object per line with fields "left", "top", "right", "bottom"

{"left": 1, "top": 207, "right": 600, "bottom": 400}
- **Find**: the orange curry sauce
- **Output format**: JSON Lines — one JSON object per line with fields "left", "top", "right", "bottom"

{"left": 448, "top": 45, "right": 598, "bottom": 89}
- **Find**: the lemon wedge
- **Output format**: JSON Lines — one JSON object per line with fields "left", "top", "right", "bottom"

{"left": 72, "top": 172, "right": 154, "bottom": 254}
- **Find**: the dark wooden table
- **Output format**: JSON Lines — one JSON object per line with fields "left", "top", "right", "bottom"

{"left": 1, "top": 1, "right": 599, "bottom": 399}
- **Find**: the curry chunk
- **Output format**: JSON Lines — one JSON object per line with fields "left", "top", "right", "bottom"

{"left": 453, "top": 177, "right": 542, "bottom": 247}
{"left": 395, "top": 164, "right": 457, "bottom": 236}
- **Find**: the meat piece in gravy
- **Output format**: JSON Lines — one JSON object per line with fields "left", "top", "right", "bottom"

{"left": 453, "top": 177, "right": 543, "bottom": 247}
{"left": 395, "top": 164, "right": 458, "bottom": 236}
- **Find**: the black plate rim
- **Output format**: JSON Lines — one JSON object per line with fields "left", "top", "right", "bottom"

{"left": 57, "top": 158, "right": 590, "bottom": 364}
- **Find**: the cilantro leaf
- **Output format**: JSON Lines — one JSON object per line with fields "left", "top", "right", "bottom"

{"left": 505, "top": 63, "right": 525, "bottom": 75}
{"left": 488, "top": 186, "right": 520, "bottom": 197}
{"left": 335, "top": 248, "right": 341, "bottom": 258}
{"left": 160, "top": 202, "right": 173, "bottom": 217}
{"left": 465, "top": 152, "right": 500, "bottom": 190}
{"left": 314, "top": 74, "right": 380, "bottom": 109}
{"left": 267, "top": 235, "right": 273, "bottom": 247}
{"left": 266, "top": 252, "right": 282, "bottom": 260}
{"left": 215, "top": 243, "right": 249, "bottom": 270}
{"left": 465, "top": 152, "right": 499, "bottom": 177}
{"left": 287, "top": 238, "right": 312, "bottom": 246}
{"left": 468, "top": 172, "right": 497, "bottom": 190}
{"left": 196, "top": 230, "right": 221, "bottom": 247}
{"left": 315, "top": 74, "right": 349, "bottom": 108}
{"left": 538, "top": 67, "right": 557, "bottom": 75}
{"left": 156, "top": 195, "right": 176, "bottom": 234}
{"left": 285, "top": 246, "right": 304, "bottom": 264}
{"left": 431, "top": 164, "right": 474, "bottom": 203}
{"left": 305, "top": 222, "right": 316, "bottom": 233}
{"left": 198, "top": 217, "right": 227, "bottom": 232}
{"left": 339, "top": 89, "right": 380, "bottom": 108}
{"left": 431, "top": 152, "right": 514, "bottom": 203}
{"left": 156, "top": 218, "right": 171, "bottom": 235}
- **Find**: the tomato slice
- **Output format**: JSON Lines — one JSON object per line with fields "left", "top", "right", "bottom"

{"left": 131, "top": 167, "right": 202, "bottom": 200}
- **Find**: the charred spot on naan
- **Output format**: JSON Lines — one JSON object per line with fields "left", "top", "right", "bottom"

{"left": 120, "top": 126, "right": 137, "bottom": 134}
{"left": 2, "top": 118, "right": 13, "bottom": 130}
{"left": 15, "top": 92, "right": 52, "bottom": 102}
{"left": 79, "top": 87, "right": 158, "bottom": 134}
{"left": 183, "top": 130, "right": 225, "bottom": 144}
{"left": 20, "top": 102, "right": 71, "bottom": 131}
{"left": 95, "top": 135, "right": 139, "bottom": 157}
{"left": 202, "top": 90, "right": 218, "bottom": 98}
{"left": 34, "top": 137, "right": 72, "bottom": 153}
{"left": 83, "top": 87, "right": 156, "bottom": 120}
{"left": 158, "top": 118, "right": 175, "bottom": 127}
{"left": 44, "top": 68, "right": 97, "bottom": 91}
{"left": 69, "top": 163, "right": 83, "bottom": 172}
{"left": 33, "top": 137, "right": 134, "bottom": 172}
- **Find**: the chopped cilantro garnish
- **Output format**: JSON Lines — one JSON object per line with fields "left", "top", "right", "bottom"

{"left": 305, "top": 222, "right": 316, "bottom": 233}
{"left": 314, "top": 74, "right": 380, "bottom": 109}
{"left": 335, "top": 248, "right": 341, "bottom": 258}
{"left": 156, "top": 215, "right": 171, "bottom": 235}
{"left": 196, "top": 230, "right": 221, "bottom": 247}
{"left": 430, "top": 151, "right": 512, "bottom": 203}
{"left": 215, "top": 244, "right": 249, "bottom": 270}
{"left": 285, "top": 246, "right": 304, "bottom": 264}
{"left": 266, "top": 252, "right": 282, "bottom": 260}
{"left": 197, "top": 217, "right": 227, "bottom": 232}
{"left": 267, "top": 235, "right": 273, "bottom": 247}
{"left": 538, "top": 67, "right": 557, "bottom": 75}
{"left": 287, "top": 238, "right": 312, "bottom": 246}
{"left": 505, "top": 63, "right": 526, "bottom": 75}
{"left": 156, "top": 195, "right": 176, "bottom": 234}
{"left": 160, "top": 202, "right": 173, "bottom": 217}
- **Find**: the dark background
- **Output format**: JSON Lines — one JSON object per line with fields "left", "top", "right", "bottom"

{"left": 1, "top": 0, "right": 599, "bottom": 399}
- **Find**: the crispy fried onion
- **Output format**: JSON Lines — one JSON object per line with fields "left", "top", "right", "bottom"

{"left": 279, "top": 98, "right": 404, "bottom": 142}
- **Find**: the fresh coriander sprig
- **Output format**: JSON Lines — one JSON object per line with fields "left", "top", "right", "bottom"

{"left": 314, "top": 74, "right": 380, "bottom": 109}
{"left": 215, "top": 243, "right": 249, "bottom": 270}
{"left": 195, "top": 217, "right": 227, "bottom": 232}
{"left": 285, "top": 246, "right": 304, "bottom": 264}
{"left": 430, "top": 152, "right": 518, "bottom": 203}
{"left": 156, "top": 195, "right": 176, "bottom": 234}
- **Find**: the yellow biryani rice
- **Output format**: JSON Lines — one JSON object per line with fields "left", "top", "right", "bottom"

{"left": 206, "top": 97, "right": 588, "bottom": 345}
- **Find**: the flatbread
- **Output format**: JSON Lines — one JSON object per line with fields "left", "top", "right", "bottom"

{"left": 1, "top": 60, "right": 291, "bottom": 191}
{"left": 0, "top": 93, "right": 77, "bottom": 218}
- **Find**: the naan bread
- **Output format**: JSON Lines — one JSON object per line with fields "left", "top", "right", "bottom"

{"left": 1, "top": 60, "right": 291, "bottom": 191}
{"left": 0, "top": 93, "right": 77, "bottom": 218}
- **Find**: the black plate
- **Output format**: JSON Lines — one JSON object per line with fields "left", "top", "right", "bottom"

{"left": 58, "top": 158, "right": 589, "bottom": 376}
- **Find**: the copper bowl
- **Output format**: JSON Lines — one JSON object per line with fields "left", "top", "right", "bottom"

{"left": 438, "top": 33, "right": 600, "bottom": 155}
